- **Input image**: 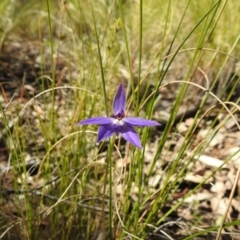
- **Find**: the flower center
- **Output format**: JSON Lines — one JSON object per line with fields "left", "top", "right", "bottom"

{"left": 113, "top": 119, "right": 124, "bottom": 126}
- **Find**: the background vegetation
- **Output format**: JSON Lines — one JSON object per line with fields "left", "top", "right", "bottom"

{"left": 0, "top": 0, "right": 240, "bottom": 239}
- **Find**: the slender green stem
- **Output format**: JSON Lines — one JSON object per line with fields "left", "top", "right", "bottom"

{"left": 108, "top": 138, "right": 115, "bottom": 239}
{"left": 100, "top": 137, "right": 115, "bottom": 240}
{"left": 118, "top": 0, "right": 135, "bottom": 104}
{"left": 90, "top": 1, "right": 108, "bottom": 116}
{"left": 135, "top": 6, "right": 144, "bottom": 227}
{"left": 137, "top": 0, "right": 143, "bottom": 114}
{"left": 101, "top": 164, "right": 108, "bottom": 240}
{"left": 46, "top": 0, "right": 55, "bottom": 131}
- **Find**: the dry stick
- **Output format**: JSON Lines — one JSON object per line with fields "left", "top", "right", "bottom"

{"left": 215, "top": 163, "right": 240, "bottom": 240}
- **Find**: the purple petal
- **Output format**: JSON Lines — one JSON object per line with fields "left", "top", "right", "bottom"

{"left": 123, "top": 117, "right": 161, "bottom": 127}
{"left": 113, "top": 83, "right": 126, "bottom": 116}
{"left": 118, "top": 125, "right": 142, "bottom": 149}
{"left": 97, "top": 124, "right": 115, "bottom": 142}
{"left": 77, "top": 117, "right": 113, "bottom": 125}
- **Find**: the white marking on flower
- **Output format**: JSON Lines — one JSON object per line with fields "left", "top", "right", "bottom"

{"left": 113, "top": 119, "right": 125, "bottom": 126}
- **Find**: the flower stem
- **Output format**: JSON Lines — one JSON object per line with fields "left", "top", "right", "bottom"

{"left": 101, "top": 137, "right": 115, "bottom": 240}
{"left": 108, "top": 137, "right": 115, "bottom": 239}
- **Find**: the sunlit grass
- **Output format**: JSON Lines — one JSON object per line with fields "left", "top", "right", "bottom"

{"left": 0, "top": 0, "right": 240, "bottom": 239}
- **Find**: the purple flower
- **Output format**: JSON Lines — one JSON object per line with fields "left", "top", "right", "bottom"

{"left": 77, "top": 83, "right": 161, "bottom": 149}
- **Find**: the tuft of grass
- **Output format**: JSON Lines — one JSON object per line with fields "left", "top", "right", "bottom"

{"left": 0, "top": 0, "right": 240, "bottom": 239}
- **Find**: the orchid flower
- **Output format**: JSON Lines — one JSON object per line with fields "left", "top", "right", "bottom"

{"left": 77, "top": 83, "right": 161, "bottom": 149}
